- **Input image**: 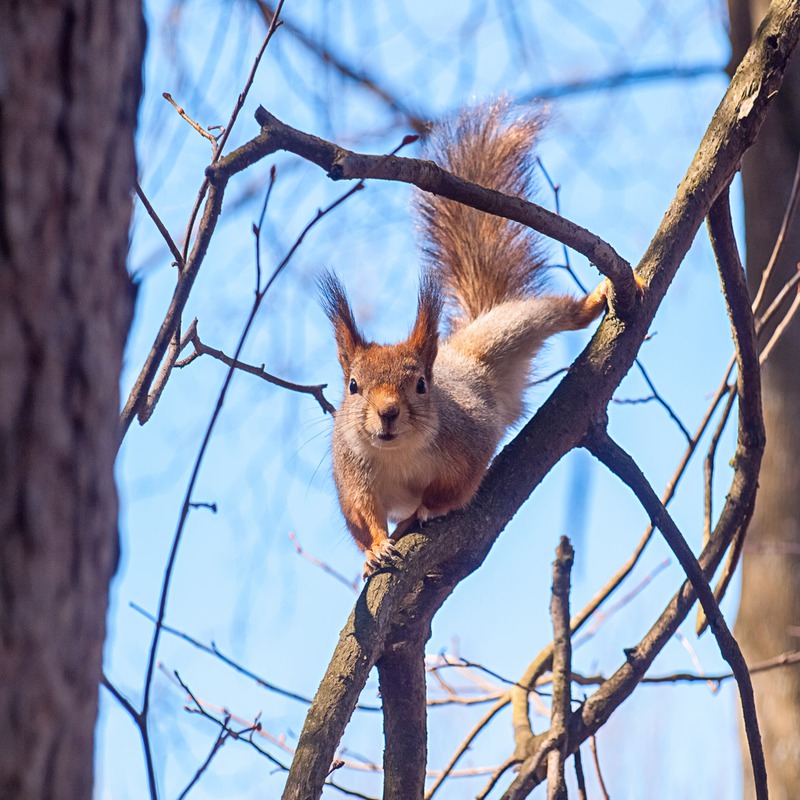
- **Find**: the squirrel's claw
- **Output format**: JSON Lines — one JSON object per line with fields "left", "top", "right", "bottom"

{"left": 363, "top": 538, "right": 400, "bottom": 579}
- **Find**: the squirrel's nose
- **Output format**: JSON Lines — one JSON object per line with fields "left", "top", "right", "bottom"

{"left": 379, "top": 405, "right": 400, "bottom": 424}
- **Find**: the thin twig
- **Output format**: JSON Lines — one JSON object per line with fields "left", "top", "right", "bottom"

{"left": 181, "top": 0, "right": 286, "bottom": 261}
{"left": 759, "top": 271, "right": 800, "bottom": 364}
{"left": 585, "top": 426, "right": 767, "bottom": 800}
{"left": 138, "top": 323, "right": 186, "bottom": 424}
{"left": 135, "top": 180, "right": 186, "bottom": 270}
{"left": 139, "top": 180, "right": 364, "bottom": 785}
{"left": 634, "top": 359, "right": 692, "bottom": 443}
{"left": 573, "top": 558, "right": 670, "bottom": 648}
{"left": 424, "top": 699, "right": 507, "bottom": 799}
{"left": 128, "top": 602, "right": 379, "bottom": 710}
{"left": 289, "top": 532, "right": 359, "bottom": 592}
{"left": 754, "top": 264, "right": 800, "bottom": 333}
{"left": 702, "top": 385, "right": 736, "bottom": 546}
{"left": 589, "top": 735, "right": 610, "bottom": 800}
{"left": 176, "top": 722, "right": 230, "bottom": 800}
{"left": 163, "top": 92, "right": 219, "bottom": 152}
{"left": 750, "top": 149, "right": 800, "bottom": 313}
{"left": 175, "top": 323, "right": 336, "bottom": 415}
{"left": 569, "top": 648, "right": 800, "bottom": 686}
{"left": 100, "top": 673, "right": 141, "bottom": 725}
{"left": 476, "top": 756, "right": 523, "bottom": 800}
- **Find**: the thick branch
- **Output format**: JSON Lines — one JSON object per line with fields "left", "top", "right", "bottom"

{"left": 239, "top": 106, "right": 639, "bottom": 310}
{"left": 377, "top": 642, "right": 428, "bottom": 800}
{"left": 280, "top": 5, "right": 796, "bottom": 798}
{"left": 119, "top": 180, "right": 227, "bottom": 441}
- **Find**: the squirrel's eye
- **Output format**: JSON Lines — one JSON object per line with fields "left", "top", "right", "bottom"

{"left": 349, "top": 378, "right": 358, "bottom": 394}
{"left": 416, "top": 376, "right": 427, "bottom": 394}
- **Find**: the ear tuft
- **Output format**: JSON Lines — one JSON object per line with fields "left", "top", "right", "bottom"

{"left": 318, "top": 270, "right": 366, "bottom": 372}
{"left": 408, "top": 271, "right": 442, "bottom": 371}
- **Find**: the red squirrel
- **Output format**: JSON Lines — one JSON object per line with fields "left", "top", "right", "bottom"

{"left": 321, "top": 102, "right": 608, "bottom": 578}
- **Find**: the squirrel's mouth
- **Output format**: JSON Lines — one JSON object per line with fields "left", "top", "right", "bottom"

{"left": 376, "top": 432, "right": 397, "bottom": 442}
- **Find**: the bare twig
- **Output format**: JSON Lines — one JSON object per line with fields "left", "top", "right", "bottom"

{"left": 163, "top": 92, "right": 219, "bottom": 152}
{"left": 702, "top": 386, "right": 737, "bottom": 548}
{"left": 102, "top": 670, "right": 156, "bottom": 797}
{"left": 750, "top": 149, "right": 800, "bottom": 313}
{"left": 135, "top": 180, "right": 186, "bottom": 270}
{"left": 175, "top": 322, "right": 336, "bottom": 415}
{"left": 289, "top": 532, "right": 359, "bottom": 592}
{"left": 574, "top": 558, "right": 670, "bottom": 648}
{"left": 754, "top": 263, "right": 800, "bottom": 332}
{"left": 570, "top": 648, "right": 800, "bottom": 686}
{"left": 100, "top": 673, "right": 141, "bottom": 726}
{"left": 476, "top": 756, "right": 523, "bottom": 800}
{"left": 252, "top": 1, "right": 428, "bottom": 133}
{"left": 589, "top": 735, "right": 611, "bottom": 800}
{"left": 137, "top": 323, "right": 186, "bottom": 425}
{"left": 180, "top": 0, "right": 286, "bottom": 260}
{"left": 546, "top": 538, "right": 574, "bottom": 800}
{"left": 424, "top": 699, "right": 507, "bottom": 799}
{"left": 128, "top": 602, "right": 380, "bottom": 710}
{"left": 173, "top": 671, "right": 287, "bottom": 772}
{"left": 759, "top": 269, "right": 800, "bottom": 364}
{"left": 176, "top": 720, "right": 230, "bottom": 800}
{"left": 633, "top": 359, "right": 692, "bottom": 443}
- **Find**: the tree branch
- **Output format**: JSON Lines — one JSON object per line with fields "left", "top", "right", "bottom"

{"left": 546, "top": 538, "right": 573, "bottom": 800}
{"left": 280, "top": 4, "right": 797, "bottom": 797}
{"left": 175, "top": 320, "right": 336, "bottom": 415}
{"left": 583, "top": 427, "right": 767, "bottom": 799}
{"left": 239, "top": 105, "right": 640, "bottom": 311}
{"left": 377, "top": 642, "right": 428, "bottom": 799}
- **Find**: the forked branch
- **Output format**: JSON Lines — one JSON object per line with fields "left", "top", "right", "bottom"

{"left": 280, "top": 3, "right": 795, "bottom": 799}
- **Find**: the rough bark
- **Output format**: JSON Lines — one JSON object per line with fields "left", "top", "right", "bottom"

{"left": 378, "top": 641, "right": 428, "bottom": 800}
{"left": 728, "top": 2, "right": 800, "bottom": 798}
{"left": 0, "top": 3, "right": 144, "bottom": 799}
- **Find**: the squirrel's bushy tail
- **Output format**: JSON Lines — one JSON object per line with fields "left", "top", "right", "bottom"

{"left": 417, "top": 100, "right": 546, "bottom": 328}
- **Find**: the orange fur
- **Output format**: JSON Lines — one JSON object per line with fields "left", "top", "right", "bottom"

{"left": 321, "top": 102, "right": 608, "bottom": 578}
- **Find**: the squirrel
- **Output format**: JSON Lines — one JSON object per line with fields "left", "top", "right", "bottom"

{"left": 320, "top": 102, "right": 608, "bottom": 578}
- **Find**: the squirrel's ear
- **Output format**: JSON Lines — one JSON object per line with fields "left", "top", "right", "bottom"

{"left": 408, "top": 272, "right": 442, "bottom": 371}
{"left": 318, "top": 271, "right": 366, "bottom": 372}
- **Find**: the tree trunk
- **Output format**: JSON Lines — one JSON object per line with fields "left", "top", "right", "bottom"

{"left": 0, "top": 3, "right": 144, "bottom": 798}
{"left": 728, "top": 2, "right": 800, "bottom": 798}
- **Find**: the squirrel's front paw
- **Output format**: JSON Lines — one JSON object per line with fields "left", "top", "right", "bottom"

{"left": 363, "top": 538, "right": 400, "bottom": 579}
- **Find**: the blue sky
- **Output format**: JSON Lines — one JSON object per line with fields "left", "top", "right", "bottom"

{"left": 97, "top": 1, "right": 748, "bottom": 797}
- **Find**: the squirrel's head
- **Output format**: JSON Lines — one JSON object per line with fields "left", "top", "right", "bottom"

{"left": 319, "top": 271, "right": 442, "bottom": 450}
